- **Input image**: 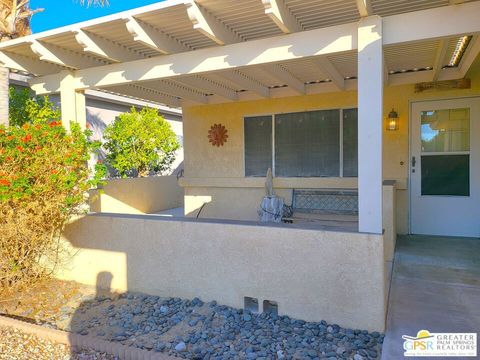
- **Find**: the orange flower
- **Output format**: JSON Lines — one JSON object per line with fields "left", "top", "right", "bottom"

{"left": 6, "top": 156, "right": 12, "bottom": 161}
{"left": 22, "top": 123, "right": 29, "bottom": 130}
{"left": 22, "top": 134, "right": 32, "bottom": 143}
{"left": 51, "top": 169, "right": 58, "bottom": 174}
{"left": 35, "top": 124, "right": 41, "bottom": 130}
{"left": 16, "top": 146, "right": 24, "bottom": 152}
{"left": 86, "top": 123, "right": 91, "bottom": 129}
{"left": 6, "top": 135, "right": 14, "bottom": 141}
{"left": 0, "top": 179, "right": 10, "bottom": 186}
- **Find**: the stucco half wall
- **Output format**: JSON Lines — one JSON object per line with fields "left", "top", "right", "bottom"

{"left": 89, "top": 176, "right": 183, "bottom": 214}
{"left": 59, "top": 214, "right": 386, "bottom": 332}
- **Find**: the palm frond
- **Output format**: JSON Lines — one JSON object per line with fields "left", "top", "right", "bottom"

{"left": 78, "top": 0, "right": 109, "bottom": 7}
{"left": 0, "top": 0, "right": 43, "bottom": 41}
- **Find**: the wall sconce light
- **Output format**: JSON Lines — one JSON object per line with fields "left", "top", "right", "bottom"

{"left": 386, "top": 108, "right": 399, "bottom": 131}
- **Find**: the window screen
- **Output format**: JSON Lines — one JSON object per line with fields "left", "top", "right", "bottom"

{"left": 274, "top": 110, "right": 340, "bottom": 177}
{"left": 244, "top": 116, "right": 272, "bottom": 177}
{"left": 343, "top": 108, "right": 358, "bottom": 177}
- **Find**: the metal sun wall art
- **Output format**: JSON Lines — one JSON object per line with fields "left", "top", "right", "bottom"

{"left": 208, "top": 123, "right": 228, "bottom": 147}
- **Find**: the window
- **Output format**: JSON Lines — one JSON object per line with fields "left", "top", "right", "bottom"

{"left": 342, "top": 108, "right": 358, "bottom": 177}
{"left": 244, "top": 116, "right": 272, "bottom": 177}
{"left": 244, "top": 109, "right": 358, "bottom": 177}
{"left": 275, "top": 110, "right": 340, "bottom": 177}
{"left": 420, "top": 108, "right": 470, "bottom": 196}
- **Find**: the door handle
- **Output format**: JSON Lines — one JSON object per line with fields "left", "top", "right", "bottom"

{"left": 412, "top": 156, "right": 416, "bottom": 167}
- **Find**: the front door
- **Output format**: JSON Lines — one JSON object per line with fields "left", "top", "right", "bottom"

{"left": 410, "top": 98, "right": 480, "bottom": 237}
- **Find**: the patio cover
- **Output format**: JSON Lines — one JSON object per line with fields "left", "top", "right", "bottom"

{"left": 1, "top": 0, "right": 479, "bottom": 234}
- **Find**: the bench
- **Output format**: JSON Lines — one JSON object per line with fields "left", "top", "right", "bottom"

{"left": 283, "top": 189, "right": 358, "bottom": 229}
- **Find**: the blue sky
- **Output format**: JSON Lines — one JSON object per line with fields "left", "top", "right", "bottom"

{"left": 30, "top": 0, "right": 163, "bottom": 33}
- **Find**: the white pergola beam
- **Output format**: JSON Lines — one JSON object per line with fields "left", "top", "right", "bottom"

{"left": 263, "top": 0, "right": 302, "bottom": 34}
{"left": 449, "top": 0, "right": 464, "bottom": 4}
{"left": 28, "top": 1, "right": 480, "bottom": 95}
{"left": 358, "top": 15, "right": 383, "bottom": 234}
{"left": 313, "top": 57, "right": 345, "bottom": 90}
{"left": 263, "top": 64, "right": 305, "bottom": 94}
{"left": 217, "top": 70, "right": 270, "bottom": 98}
{"left": 185, "top": 0, "right": 240, "bottom": 45}
{"left": 459, "top": 35, "right": 480, "bottom": 77}
{"left": 388, "top": 67, "right": 465, "bottom": 86}
{"left": 177, "top": 76, "right": 238, "bottom": 101}
{"left": 74, "top": 29, "right": 141, "bottom": 62}
{"left": 125, "top": 16, "right": 189, "bottom": 54}
{"left": 383, "top": 1, "right": 480, "bottom": 45}
{"left": 0, "top": 51, "right": 62, "bottom": 75}
{"left": 145, "top": 79, "right": 208, "bottom": 104}
{"left": 431, "top": 39, "right": 448, "bottom": 81}
{"left": 356, "top": 0, "right": 373, "bottom": 17}
{"left": 30, "top": 40, "right": 102, "bottom": 69}
{"left": 104, "top": 84, "right": 181, "bottom": 107}
{"left": 30, "top": 20, "right": 356, "bottom": 94}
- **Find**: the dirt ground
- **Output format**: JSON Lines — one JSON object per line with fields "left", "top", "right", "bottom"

{"left": 0, "top": 279, "right": 113, "bottom": 330}
{"left": 0, "top": 325, "right": 116, "bottom": 360}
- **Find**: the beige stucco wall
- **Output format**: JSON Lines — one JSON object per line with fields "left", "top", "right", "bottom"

{"left": 181, "top": 58, "right": 480, "bottom": 234}
{"left": 59, "top": 214, "right": 386, "bottom": 332}
{"left": 90, "top": 176, "right": 183, "bottom": 214}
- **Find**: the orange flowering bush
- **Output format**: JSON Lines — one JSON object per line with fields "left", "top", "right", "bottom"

{"left": 0, "top": 120, "right": 106, "bottom": 290}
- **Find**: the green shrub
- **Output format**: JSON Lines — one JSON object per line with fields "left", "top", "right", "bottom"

{"left": 8, "top": 87, "right": 61, "bottom": 127}
{"left": 0, "top": 120, "right": 105, "bottom": 290}
{"left": 103, "top": 107, "right": 180, "bottom": 177}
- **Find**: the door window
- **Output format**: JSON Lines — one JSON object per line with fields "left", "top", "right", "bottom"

{"left": 420, "top": 108, "right": 470, "bottom": 196}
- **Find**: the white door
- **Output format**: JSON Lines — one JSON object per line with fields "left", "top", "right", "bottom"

{"left": 410, "top": 98, "right": 480, "bottom": 237}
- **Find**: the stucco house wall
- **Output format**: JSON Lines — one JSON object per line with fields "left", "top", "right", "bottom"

{"left": 181, "top": 60, "right": 480, "bottom": 234}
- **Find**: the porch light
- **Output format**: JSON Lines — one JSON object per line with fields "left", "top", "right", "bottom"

{"left": 386, "top": 108, "right": 399, "bottom": 131}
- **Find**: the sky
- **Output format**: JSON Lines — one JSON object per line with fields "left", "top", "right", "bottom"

{"left": 30, "top": 0, "right": 163, "bottom": 33}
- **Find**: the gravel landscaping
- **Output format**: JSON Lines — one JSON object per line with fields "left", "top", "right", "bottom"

{"left": 0, "top": 280, "right": 383, "bottom": 359}
{"left": 0, "top": 325, "right": 116, "bottom": 360}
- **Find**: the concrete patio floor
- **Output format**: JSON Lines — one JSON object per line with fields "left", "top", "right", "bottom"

{"left": 381, "top": 235, "right": 480, "bottom": 359}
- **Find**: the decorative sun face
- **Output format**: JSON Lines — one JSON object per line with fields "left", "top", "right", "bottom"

{"left": 207, "top": 123, "right": 228, "bottom": 147}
